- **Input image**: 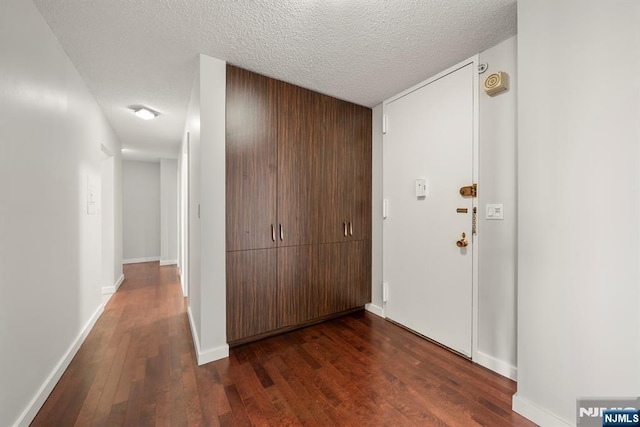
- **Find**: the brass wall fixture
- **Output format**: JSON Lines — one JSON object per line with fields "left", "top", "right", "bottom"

{"left": 484, "top": 71, "right": 509, "bottom": 96}
{"left": 459, "top": 183, "right": 477, "bottom": 198}
{"left": 456, "top": 232, "right": 468, "bottom": 248}
{"left": 456, "top": 208, "right": 468, "bottom": 213}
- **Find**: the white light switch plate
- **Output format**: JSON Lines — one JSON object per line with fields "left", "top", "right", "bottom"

{"left": 486, "top": 203, "right": 504, "bottom": 220}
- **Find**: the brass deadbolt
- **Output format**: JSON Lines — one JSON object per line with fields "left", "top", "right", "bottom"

{"left": 459, "top": 183, "right": 477, "bottom": 198}
{"left": 456, "top": 232, "right": 468, "bottom": 248}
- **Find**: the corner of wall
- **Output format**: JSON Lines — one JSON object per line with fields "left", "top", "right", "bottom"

{"left": 475, "top": 351, "right": 517, "bottom": 381}
{"left": 184, "top": 54, "right": 228, "bottom": 360}
{"left": 187, "top": 305, "right": 228, "bottom": 365}
{"left": 365, "top": 303, "right": 385, "bottom": 318}
{"left": 101, "top": 273, "right": 125, "bottom": 295}
{"left": 371, "top": 103, "right": 384, "bottom": 310}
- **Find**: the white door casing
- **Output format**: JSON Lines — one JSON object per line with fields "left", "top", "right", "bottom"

{"left": 383, "top": 58, "right": 478, "bottom": 358}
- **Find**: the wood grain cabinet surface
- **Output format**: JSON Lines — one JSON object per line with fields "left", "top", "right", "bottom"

{"left": 226, "top": 65, "right": 372, "bottom": 345}
{"left": 225, "top": 66, "right": 277, "bottom": 252}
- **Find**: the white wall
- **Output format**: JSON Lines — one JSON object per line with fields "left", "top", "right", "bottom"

{"left": 101, "top": 150, "right": 118, "bottom": 295}
{"left": 100, "top": 146, "right": 123, "bottom": 296}
{"left": 160, "top": 158, "right": 178, "bottom": 266}
{"left": 114, "top": 152, "right": 123, "bottom": 289}
{"left": 185, "top": 62, "right": 202, "bottom": 358}
{"left": 179, "top": 133, "right": 189, "bottom": 295}
{"left": 122, "top": 160, "right": 161, "bottom": 263}
{"left": 199, "top": 55, "right": 228, "bottom": 359}
{"left": 514, "top": 2, "right": 640, "bottom": 425}
{"left": 183, "top": 54, "right": 229, "bottom": 365}
{"left": 476, "top": 36, "right": 518, "bottom": 379}
{"left": 367, "top": 104, "right": 384, "bottom": 316}
{"left": 0, "top": 0, "right": 122, "bottom": 424}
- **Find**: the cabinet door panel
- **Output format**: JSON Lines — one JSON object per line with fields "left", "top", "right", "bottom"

{"left": 318, "top": 97, "right": 352, "bottom": 243}
{"left": 277, "top": 83, "right": 320, "bottom": 246}
{"left": 347, "top": 240, "right": 372, "bottom": 308}
{"left": 348, "top": 106, "right": 373, "bottom": 241}
{"left": 277, "top": 245, "right": 318, "bottom": 328}
{"left": 226, "top": 65, "right": 278, "bottom": 251}
{"left": 226, "top": 249, "right": 278, "bottom": 341}
{"left": 317, "top": 241, "right": 371, "bottom": 317}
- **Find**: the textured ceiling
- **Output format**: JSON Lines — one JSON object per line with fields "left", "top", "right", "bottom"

{"left": 33, "top": 0, "right": 516, "bottom": 160}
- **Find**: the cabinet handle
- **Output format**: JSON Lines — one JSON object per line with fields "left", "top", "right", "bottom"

{"left": 279, "top": 224, "right": 284, "bottom": 241}
{"left": 343, "top": 222, "right": 347, "bottom": 237}
{"left": 349, "top": 222, "right": 353, "bottom": 236}
{"left": 271, "top": 224, "right": 275, "bottom": 242}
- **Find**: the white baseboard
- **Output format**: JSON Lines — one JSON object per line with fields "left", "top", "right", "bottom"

{"left": 187, "top": 305, "right": 201, "bottom": 360}
{"left": 101, "top": 274, "right": 125, "bottom": 295}
{"left": 123, "top": 257, "right": 160, "bottom": 264}
{"left": 114, "top": 274, "right": 124, "bottom": 291}
{"left": 187, "top": 306, "right": 229, "bottom": 366}
{"left": 101, "top": 286, "right": 115, "bottom": 295}
{"left": 14, "top": 304, "right": 104, "bottom": 427}
{"left": 365, "top": 303, "right": 385, "bottom": 318}
{"left": 159, "top": 259, "right": 178, "bottom": 266}
{"left": 197, "top": 344, "right": 230, "bottom": 365}
{"left": 512, "top": 393, "right": 571, "bottom": 427}
{"left": 180, "top": 272, "right": 187, "bottom": 297}
{"left": 475, "top": 351, "right": 517, "bottom": 381}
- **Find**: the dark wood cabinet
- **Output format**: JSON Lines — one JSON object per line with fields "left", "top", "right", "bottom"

{"left": 226, "top": 65, "right": 372, "bottom": 345}
{"left": 226, "top": 249, "right": 278, "bottom": 342}
{"left": 318, "top": 98, "right": 372, "bottom": 243}
{"left": 225, "top": 66, "right": 278, "bottom": 252}
{"left": 348, "top": 104, "right": 373, "bottom": 241}
{"left": 317, "top": 241, "right": 371, "bottom": 318}
{"left": 277, "top": 244, "right": 318, "bottom": 328}
{"left": 276, "top": 81, "right": 321, "bottom": 247}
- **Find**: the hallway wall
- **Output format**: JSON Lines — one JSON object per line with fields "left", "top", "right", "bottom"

{"left": 476, "top": 36, "right": 518, "bottom": 378}
{"left": 160, "top": 158, "right": 178, "bottom": 265}
{"left": 0, "top": 0, "right": 123, "bottom": 425}
{"left": 514, "top": 1, "right": 640, "bottom": 425}
{"left": 122, "top": 160, "right": 161, "bottom": 263}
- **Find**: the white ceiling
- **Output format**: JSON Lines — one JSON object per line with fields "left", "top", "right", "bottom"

{"left": 33, "top": 0, "right": 516, "bottom": 161}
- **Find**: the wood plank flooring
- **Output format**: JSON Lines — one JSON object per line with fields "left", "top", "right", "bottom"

{"left": 32, "top": 262, "right": 535, "bottom": 426}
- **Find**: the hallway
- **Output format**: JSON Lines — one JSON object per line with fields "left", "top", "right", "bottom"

{"left": 32, "top": 262, "right": 534, "bottom": 426}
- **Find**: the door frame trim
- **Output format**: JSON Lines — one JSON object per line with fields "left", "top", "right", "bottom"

{"left": 382, "top": 55, "right": 480, "bottom": 362}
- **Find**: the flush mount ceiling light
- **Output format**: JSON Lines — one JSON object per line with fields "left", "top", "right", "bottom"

{"left": 129, "top": 105, "right": 159, "bottom": 120}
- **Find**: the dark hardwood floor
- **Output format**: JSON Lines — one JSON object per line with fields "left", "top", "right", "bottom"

{"left": 32, "top": 262, "right": 535, "bottom": 426}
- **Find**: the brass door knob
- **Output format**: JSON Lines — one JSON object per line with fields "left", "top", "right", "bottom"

{"left": 456, "top": 232, "right": 468, "bottom": 248}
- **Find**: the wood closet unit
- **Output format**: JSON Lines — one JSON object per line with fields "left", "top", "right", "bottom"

{"left": 225, "top": 65, "right": 372, "bottom": 345}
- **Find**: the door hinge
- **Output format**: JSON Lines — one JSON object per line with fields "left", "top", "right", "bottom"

{"left": 383, "top": 281, "right": 389, "bottom": 303}
{"left": 459, "top": 183, "right": 477, "bottom": 198}
{"left": 382, "top": 199, "right": 389, "bottom": 219}
{"left": 382, "top": 114, "right": 388, "bottom": 134}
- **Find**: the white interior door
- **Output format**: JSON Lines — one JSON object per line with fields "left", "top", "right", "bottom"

{"left": 383, "top": 62, "right": 475, "bottom": 357}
